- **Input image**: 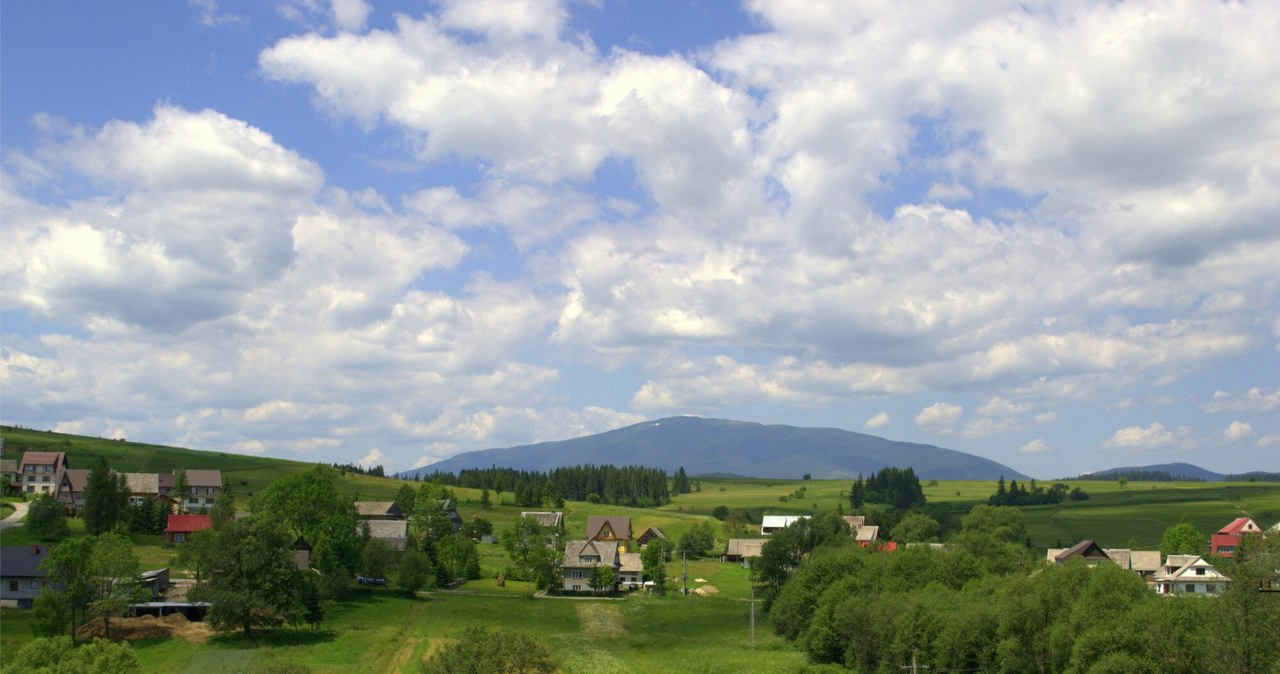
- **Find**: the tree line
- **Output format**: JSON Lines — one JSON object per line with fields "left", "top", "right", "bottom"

{"left": 987, "top": 476, "right": 1089, "bottom": 506}
{"left": 761, "top": 505, "right": 1280, "bottom": 673}
{"left": 415, "top": 464, "right": 671, "bottom": 507}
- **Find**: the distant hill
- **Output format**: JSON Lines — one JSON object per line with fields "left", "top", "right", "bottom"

{"left": 402, "top": 416, "right": 1030, "bottom": 481}
{"left": 1077, "top": 462, "right": 1225, "bottom": 482}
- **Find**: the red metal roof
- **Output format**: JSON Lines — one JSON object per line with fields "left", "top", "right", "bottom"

{"left": 165, "top": 514, "right": 213, "bottom": 533}
{"left": 1217, "top": 517, "right": 1257, "bottom": 535}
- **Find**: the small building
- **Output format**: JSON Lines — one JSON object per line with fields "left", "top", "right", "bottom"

{"left": 439, "top": 500, "right": 464, "bottom": 533}
{"left": 165, "top": 514, "right": 213, "bottom": 543}
{"left": 57, "top": 468, "right": 91, "bottom": 510}
{"left": 722, "top": 539, "right": 768, "bottom": 563}
{"left": 0, "top": 459, "right": 19, "bottom": 493}
{"left": 1105, "top": 549, "right": 1163, "bottom": 583}
{"left": 18, "top": 452, "right": 68, "bottom": 496}
{"left": 1211, "top": 517, "right": 1262, "bottom": 558}
{"left": 123, "top": 472, "right": 160, "bottom": 506}
{"left": 356, "top": 501, "right": 405, "bottom": 521}
{"left": 1048, "top": 540, "right": 1112, "bottom": 565}
{"left": 180, "top": 470, "right": 223, "bottom": 511}
{"left": 1155, "top": 555, "right": 1230, "bottom": 596}
{"left": 636, "top": 527, "right": 667, "bottom": 549}
{"left": 760, "top": 515, "right": 808, "bottom": 536}
{"left": 562, "top": 540, "right": 620, "bottom": 592}
{"left": 842, "top": 515, "right": 866, "bottom": 529}
{"left": 138, "top": 568, "right": 170, "bottom": 600}
{"left": 363, "top": 519, "right": 409, "bottom": 551}
{"left": 618, "top": 552, "right": 644, "bottom": 589}
{"left": 521, "top": 511, "right": 564, "bottom": 529}
{"left": 585, "top": 516, "right": 632, "bottom": 552}
{"left": 292, "top": 537, "right": 313, "bottom": 570}
{"left": 855, "top": 525, "right": 880, "bottom": 546}
{"left": 1, "top": 545, "right": 58, "bottom": 608}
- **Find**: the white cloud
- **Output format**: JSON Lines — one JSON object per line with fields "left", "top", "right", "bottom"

{"left": 915, "top": 402, "right": 963, "bottom": 435}
{"left": 1201, "top": 387, "right": 1280, "bottom": 414}
{"left": 1019, "top": 439, "right": 1051, "bottom": 454}
{"left": 864, "top": 411, "right": 890, "bottom": 430}
{"left": 1102, "top": 423, "right": 1193, "bottom": 452}
{"left": 1258, "top": 433, "right": 1280, "bottom": 448}
{"left": 1221, "top": 421, "right": 1255, "bottom": 445}
{"left": 357, "top": 448, "right": 384, "bottom": 468}
{"left": 331, "top": 0, "right": 370, "bottom": 32}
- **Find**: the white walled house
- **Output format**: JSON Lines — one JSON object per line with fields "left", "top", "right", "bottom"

{"left": 1154, "top": 555, "right": 1230, "bottom": 596}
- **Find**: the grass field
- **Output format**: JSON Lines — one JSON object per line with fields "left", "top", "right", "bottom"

{"left": 117, "top": 587, "right": 810, "bottom": 674}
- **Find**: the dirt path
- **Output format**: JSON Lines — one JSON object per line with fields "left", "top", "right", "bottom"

{"left": 0, "top": 501, "right": 28, "bottom": 530}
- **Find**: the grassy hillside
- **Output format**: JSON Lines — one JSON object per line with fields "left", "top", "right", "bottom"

{"left": 0, "top": 426, "right": 405, "bottom": 501}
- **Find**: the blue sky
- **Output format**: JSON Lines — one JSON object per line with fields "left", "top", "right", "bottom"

{"left": 3, "top": 0, "right": 1277, "bottom": 479}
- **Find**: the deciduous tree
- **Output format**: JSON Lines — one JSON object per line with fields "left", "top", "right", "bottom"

{"left": 26, "top": 493, "right": 70, "bottom": 542}
{"left": 189, "top": 517, "right": 307, "bottom": 638}
{"left": 421, "top": 626, "right": 556, "bottom": 674}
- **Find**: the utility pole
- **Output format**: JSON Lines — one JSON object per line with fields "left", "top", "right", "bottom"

{"left": 681, "top": 550, "right": 688, "bottom": 595}
{"left": 900, "top": 649, "right": 929, "bottom": 674}
{"left": 749, "top": 583, "right": 756, "bottom": 649}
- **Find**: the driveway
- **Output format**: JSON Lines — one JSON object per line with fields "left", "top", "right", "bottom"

{"left": 0, "top": 501, "right": 28, "bottom": 530}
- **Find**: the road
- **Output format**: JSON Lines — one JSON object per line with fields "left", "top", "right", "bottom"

{"left": 0, "top": 500, "right": 28, "bottom": 530}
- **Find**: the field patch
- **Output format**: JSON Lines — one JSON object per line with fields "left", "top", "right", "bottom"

{"left": 576, "top": 602, "right": 627, "bottom": 639}
{"left": 183, "top": 649, "right": 256, "bottom": 674}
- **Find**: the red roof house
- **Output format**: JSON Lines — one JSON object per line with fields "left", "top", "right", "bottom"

{"left": 165, "top": 514, "right": 213, "bottom": 543}
{"left": 1210, "top": 517, "right": 1262, "bottom": 558}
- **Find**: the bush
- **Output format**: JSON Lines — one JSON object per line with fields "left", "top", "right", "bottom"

{"left": 421, "top": 626, "right": 556, "bottom": 674}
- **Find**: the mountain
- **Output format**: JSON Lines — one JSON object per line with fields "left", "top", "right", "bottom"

{"left": 403, "top": 416, "right": 1030, "bottom": 481}
{"left": 1079, "top": 462, "right": 1225, "bottom": 482}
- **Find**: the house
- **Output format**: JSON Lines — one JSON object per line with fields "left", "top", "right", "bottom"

{"left": 355, "top": 501, "right": 405, "bottom": 520}
{"left": 439, "top": 500, "right": 464, "bottom": 533}
{"left": 1047, "top": 540, "right": 1112, "bottom": 565}
{"left": 179, "top": 470, "right": 223, "bottom": 511}
{"left": 165, "top": 514, "right": 213, "bottom": 543}
{"left": 1211, "top": 517, "right": 1262, "bottom": 557}
{"left": 1105, "top": 549, "right": 1163, "bottom": 583}
{"left": 57, "top": 468, "right": 91, "bottom": 510}
{"left": 363, "top": 519, "right": 408, "bottom": 551}
{"left": 722, "top": 539, "right": 768, "bottom": 563}
{"left": 521, "top": 511, "right": 564, "bottom": 529}
{"left": 855, "top": 525, "right": 880, "bottom": 546}
{"left": 1154, "top": 555, "right": 1230, "bottom": 596}
{"left": 123, "top": 472, "right": 160, "bottom": 506}
{"left": 562, "top": 540, "right": 620, "bottom": 592}
{"left": 1, "top": 545, "right": 58, "bottom": 608}
{"left": 618, "top": 552, "right": 644, "bottom": 589}
{"left": 585, "top": 516, "right": 632, "bottom": 552}
{"left": 18, "top": 452, "right": 68, "bottom": 496}
{"left": 637, "top": 527, "right": 667, "bottom": 548}
{"left": 842, "top": 515, "right": 866, "bottom": 529}
{"left": 760, "top": 515, "right": 807, "bottom": 536}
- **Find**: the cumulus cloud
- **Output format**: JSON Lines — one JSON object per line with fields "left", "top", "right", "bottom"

{"left": 357, "top": 447, "right": 384, "bottom": 468}
{"left": 864, "top": 412, "right": 890, "bottom": 430}
{"left": 1201, "top": 387, "right": 1280, "bottom": 414}
{"left": 1102, "top": 423, "right": 1192, "bottom": 452}
{"left": 1019, "top": 439, "right": 1051, "bottom": 454}
{"left": 915, "top": 402, "right": 963, "bottom": 435}
{"left": 1220, "top": 421, "right": 1255, "bottom": 445}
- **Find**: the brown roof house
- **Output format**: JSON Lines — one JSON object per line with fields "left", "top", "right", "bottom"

{"left": 176, "top": 470, "right": 223, "bottom": 512}
{"left": 562, "top": 540, "right": 620, "bottom": 592}
{"left": 722, "top": 539, "right": 768, "bottom": 563}
{"left": 57, "top": 469, "right": 92, "bottom": 510}
{"left": 636, "top": 527, "right": 667, "bottom": 548}
{"left": 1047, "top": 540, "right": 1112, "bottom": 565}
{"left": 18, "top": 452, "right": 68, "bottom": 496}
{"left": 585, "top": 516, "right": 631, "bottom": 552}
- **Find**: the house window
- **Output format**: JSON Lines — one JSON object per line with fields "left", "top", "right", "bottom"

{"left": 1185, "top": 584, "right": 1196, "bottom": 593}
{"left": 570, "top": 570, "right": 583, "bottom": 578}
{"left": 42, "top": 476, "right": 50, "bottom": 483}
{"left": 1206, "top": 584, "right": 1217, "bottom": 593}
{"left": 1195, "top": 567, "right": 1205, "bottom": 576}
{"left": 29, "top": 580, "right": 40, "bottom": 589}
{"left": 174, "top": 533, "right": 186, "bottom": 542}
{"left": 572, "top": 585, "right": 582, "bottom": 591}
{"left": 187, "top": 497, "right": 199, "bottom": 505}
{"left": 7, "top": 580, "right": 16, "bottom": 592}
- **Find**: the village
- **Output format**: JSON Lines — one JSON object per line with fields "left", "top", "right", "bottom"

{"left": 3, "top": 448, "right": 1274, "bottom": 620}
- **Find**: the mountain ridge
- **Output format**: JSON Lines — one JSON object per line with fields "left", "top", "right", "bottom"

{"left": 402, "top": 416, "right": 1032, "bottom": 481}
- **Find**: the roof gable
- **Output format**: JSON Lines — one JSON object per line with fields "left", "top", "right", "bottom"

{"left": 1218, "top": 517, "right": 1260, "bottom": 535}
{"left": 585, "top": 516, "right": 631, "bottom": 541}
{"left": 1055, "top": 539, "right": 1110, "bottom": 562}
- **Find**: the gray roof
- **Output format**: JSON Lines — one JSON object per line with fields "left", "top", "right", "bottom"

{"left": 521, "top": 511, "right": 564, "bottom": 528}
{"left": 0, "top": 545, "right": 52, "bottom": 578}
{"left": 563, "top": 540, "right": 620, "bottom": 568}
{"left": 619, "top": 552, "right": 643, "bottom": 574}
{"left": 724, "top": 539, "right": 768, "bottom": 558}
{"left": 355, "top": 501, "right": 404, "bottom": 518}
{"left": 124, "top": 472, "right": 159, "bottom": 495}
{"left": 363, "top": 519, "right": 408, "bottom": 540}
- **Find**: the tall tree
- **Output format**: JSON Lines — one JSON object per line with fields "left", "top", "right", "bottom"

{"left": 83, "top": 458, "right": 118, "bottom": 535}
{"left": 40, "top": 537, "right": 97, "bottom": 641}
{"left": 673, "top": 467, "right": 691, "bottom": 494}
{"left": 189, "top": 517, "right": 306, "bottom": 638}
{"left": 172, "top": 468, "right": 190, "bottom": 514}
{"left": 88, "top": 533, "right": 142, "bottom": 639}
{"left": 209, "top": 483, "right": 236, "bottom": 527}
{"left": 394, "top": 482, "right": 417, "bottom": 516}
{"left": 641, "top": 539, "right": 666, "bottom": 594}
{"left": 1159, "top": 519, "right": 1205, "bottom": 557}
{"left": 26, "top": 493, "right": 70, "bottom": 542}
{"left": 850, "top": 475, "right": 865, "bottom": 510}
